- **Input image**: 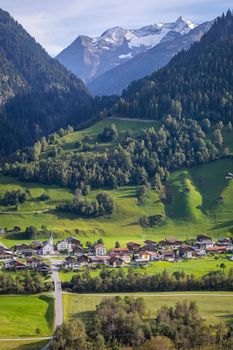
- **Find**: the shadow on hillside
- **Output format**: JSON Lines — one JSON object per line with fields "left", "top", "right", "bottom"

{"left": 39, "top": 295, "right": 54, "bottom": 331}
{"left": 17, "top": 340, "right": 49, "bottom": 350}
{"left": 211, "top": 219, "right": 233, "bottom": 231}
{"left": 71, "top": 310, "right": 95, "bottom": 324}
{"left": 218, "top": 314, "right": 233, "bottom": 324}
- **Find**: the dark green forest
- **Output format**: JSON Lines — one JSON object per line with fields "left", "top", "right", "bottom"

{"left": 0, "top": 9, "right": 94, "bottom": 155}
{"left": 114, "top": 11, "right": 233, "bottom": 124}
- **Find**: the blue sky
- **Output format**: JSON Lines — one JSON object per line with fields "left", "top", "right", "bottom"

{"left": 0, "top": 0, "right": 231, "bottom": 56}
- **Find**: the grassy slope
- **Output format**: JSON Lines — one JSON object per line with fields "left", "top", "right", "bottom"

{"left": 0, "top": 295, "right": 54, "bottom": 338}
{"left": 0, "top": 119, "right": 232, "bottom": 248}
{"left": 63, "top": 292, "right": 233, "bottom": 326}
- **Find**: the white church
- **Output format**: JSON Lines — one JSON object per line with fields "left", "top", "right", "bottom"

{"left": 39, "top": 234, "right": 56, "bottom": 255}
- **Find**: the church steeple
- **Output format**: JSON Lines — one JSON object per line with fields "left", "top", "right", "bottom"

{"left": 49, "top": 233, "right": 53, "bottom": 245}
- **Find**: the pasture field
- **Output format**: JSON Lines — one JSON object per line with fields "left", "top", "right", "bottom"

{"left": 63, "top": 292, "right": 233, "bottom": 326}
{"left": 51, "top": 117, "right": 160, "bottom": 155}
{"left": 59, "top": 255, "right": 233, "bottom": 282}
{"left": 0, "top": 117, "right": 232, "bottom": 250}
{"left": 0, "top": 340, "right": 48, "bottom": 350}
{"left": 0, "top": 295, "right": 54, "bottom": 338}
{"left": 0, "top": 158, "right": 233, "bottom": 248}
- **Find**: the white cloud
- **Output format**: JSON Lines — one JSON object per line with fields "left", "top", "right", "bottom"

{"left": 0, "top": 0, "right": 231, "bottom": 56}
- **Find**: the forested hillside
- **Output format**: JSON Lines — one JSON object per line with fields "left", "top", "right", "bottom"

{"left": 114, "top": 11, "right": 233, "bottom": 123}
{"left": 0, "top": 9, "right": 94, "bottom": 156}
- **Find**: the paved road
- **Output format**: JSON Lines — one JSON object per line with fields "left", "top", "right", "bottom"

{"left": 0, "top": 337, "right": 52, "bottom": 341}
{"left": 0, "top": 258, "right": 64, "bottom": 350}
{"left": 63, "top": 292, "right": 233, "bottom": 297}
{"left": 50, "top": 259, "right": 63, "bottom": 328}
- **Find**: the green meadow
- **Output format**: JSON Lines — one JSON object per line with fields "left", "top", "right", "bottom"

{"left": 0, "top": 118, "right": 232, "bottom": 249}
{"left": 63, "top": 292, "right": 233, "bottom": 326}
{"left": 0, "top": 295, "right": 54, "bottom": 338}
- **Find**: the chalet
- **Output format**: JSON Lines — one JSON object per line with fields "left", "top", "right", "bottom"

{"left": 89, "top": 256, "right": 110, "bottom": 266}
{"left": 197, "top": 235, "right": 213, "bottom": 246}
{"left": 76, "top": 255, "right": 90, "bottom": 266}
{"left": 95, "top": 244, "right": 107, "bottom": 256}
{"left": 206, "top": 246, "right": 226, "bottom": 254}
{"left": 111, "top": 248, "right": 129, "bottom": 255}
{"left": 108, "top": 257, "right": 125, "bottom": 268}
{"left": 14, "top": 243, "right": 30, "bottom": 253}
{"left": 179, "top": 246, "right": 194, "bottom": 259}
{"left": 0, "top": 246, "right": 13, "bottom": 260}
{"left": 139, "top": 251, "right": 151, "bottom": 261}
{"left": 127, "top": 242, "right": 141, "bottom": 253}
{"left": 165, "top": 238, "right": 182, "bottom": 249}
{"left": 26, "top": 257, "right": 41, "bottom": 269}
{"left": 72, "top": 245, "right": 84, "bottom": 256}
{"left": 37, "top": 263, "right": 50, "bottom": 274}
{"left": 21, "top": 249, "right": 34, "bottom": 257}
{"left": 39, "top": 235, "right": 55, "bottom": 255}
{"left": 31, "top": 241, "right": 43, "bottom": 250}
{"left": 109, "top": 252, "right": 131, "bottom": 264}
{"left": 132, "top": 258, "right": 149, "bottom": 267}
{"left": 159, "top": 249, "right": 176, "bottom": 261}
{"left": 218, "top": 238, "right": 231, "bottom": 247}
{"left": 63, "top": 256, "right": 79, "bottom": 270}
{"left": 143, "top": 240, "right": 157, "bottom": 251}
{"left": 66, "top": 236, "right": 82, "bottom": 247}
{"left": 57, "top": 239, "right": 73, "bottom": 253}
{"left": 4, "top": 260, "right": 26, "bottom": 270}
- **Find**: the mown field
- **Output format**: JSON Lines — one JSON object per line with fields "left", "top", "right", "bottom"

{"left": 0, "top": 294, "right": 54, "bottom": 338}
{"left": 0, "top": 118, "right": 232, "bottom": 249}
{"left": 0, "top": 340, "right": 48, "bottom": 350}
{"left": 60, "top": 255, "right": 233, "bottom": 282}
{"left": 63, "top": 292, "right": 233, "bottom": 326}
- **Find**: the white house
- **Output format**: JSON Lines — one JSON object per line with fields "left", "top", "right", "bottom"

{"left": 95, "top": 244, "right": 107, "bottom": 256}
{"left": 57, "top": 239, "right": 73, "bottom": 253}
{"left": 40, "top": 235, "right": 55, "bottom": 255}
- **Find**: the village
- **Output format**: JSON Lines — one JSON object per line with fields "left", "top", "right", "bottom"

{"left": 0, "top": 230, "right": 233, "bottom": 274}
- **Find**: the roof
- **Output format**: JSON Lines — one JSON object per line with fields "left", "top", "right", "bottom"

{"left": 127, "top": 242, "right": 141, "bottom": 246}
{"left": 207, "top": 246, "right": 226, "bottom": 251}
{"left": 112, "top": 248, "right": 129, "bottom": 252}
{"left": 95, "top": 244, "right": 106, "bottom": 249}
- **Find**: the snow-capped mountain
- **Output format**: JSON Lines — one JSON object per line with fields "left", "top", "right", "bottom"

{"left": 89, "top": 21, "right": 212, "bottom": 96}
{"left": 56, "top": 16, "right": 197, "bottom": 83}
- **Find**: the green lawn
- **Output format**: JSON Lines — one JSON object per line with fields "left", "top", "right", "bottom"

{"left": 63, "top": 292, "right": 233, "bottom": 326}
{"left": 0, "top": 295, "right": 54, "bottom": 338}
{"left": 0, "top": 340, "right": 48, "bottom": 350}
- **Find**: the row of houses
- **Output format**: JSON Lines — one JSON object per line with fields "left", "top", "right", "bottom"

{"left": 2, "top": 257, "right": 50, "bottom": 274}
{"left": 61, "top": 235, "right": 233, "bottom": 271}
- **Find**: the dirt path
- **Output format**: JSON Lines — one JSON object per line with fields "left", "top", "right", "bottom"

{"left": 110, "top": 116, "right": 156, "bottom": 123}
{"left": 0, "top": 209, "right": 49, "bottom": 215}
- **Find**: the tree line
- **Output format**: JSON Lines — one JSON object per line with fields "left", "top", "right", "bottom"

{"left": 3, "top": 116, "right": 225, "bottom": 197}
{"left": 0, "top": 271, "right": 52, "bottom": 294}
{"left": 63, "top": 268, "right": 233, "bottom": 293}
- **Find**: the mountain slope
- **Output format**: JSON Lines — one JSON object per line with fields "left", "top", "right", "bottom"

{"left": 56, "top": 17, "right": 197, "bottom": 84}
{"left": 0, "top": 9, "right": 94, "bottom": 155}
{"left": 88, "top": 21, "right": 212, "bottom": 96}
{"left": 114, "top": 11, "right": 233, "bottom": 122}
